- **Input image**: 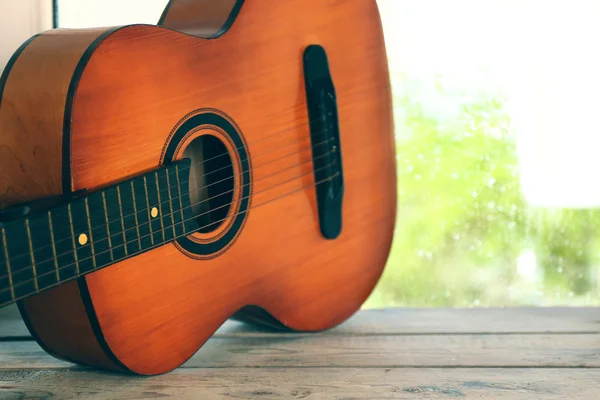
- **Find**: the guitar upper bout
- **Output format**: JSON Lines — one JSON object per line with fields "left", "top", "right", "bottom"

{"left": 158, "top": 0, "right": 245, "bottom": 38}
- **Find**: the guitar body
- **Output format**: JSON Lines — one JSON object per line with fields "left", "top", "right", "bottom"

{"left": 0, "top": 0, "right": 395, "bottom": 375}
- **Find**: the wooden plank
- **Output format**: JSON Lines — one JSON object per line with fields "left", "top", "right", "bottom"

{"left": 188, "top": 333, "right": 600, "bottom": 368}
{"left": 218, "top": 307, "right": 600, "bottom": 337}
{"left": 0, "top": 333, "right": 597, "bottom": 370}
{"left": 0, "top": 306, "right": 27, "bottom": 338}
{"left": 329, "top": 307, "right": 600, "bottom": 335}
{"left": 0, "top": 306, "right": 599, "bottom": 339}
{"left": 0, "top": 368, "right": 598, "bottom": 399}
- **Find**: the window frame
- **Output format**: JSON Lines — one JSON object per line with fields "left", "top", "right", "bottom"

{"left": 0, "top": 1, "right": 53, "bottom": 71}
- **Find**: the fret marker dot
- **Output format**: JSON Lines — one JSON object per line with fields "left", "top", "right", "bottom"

{"left": 78, "top": 234, "right": 88, "bottom": 246}
{"left": 151, "top": 207, "right": 159, "bottom": 218}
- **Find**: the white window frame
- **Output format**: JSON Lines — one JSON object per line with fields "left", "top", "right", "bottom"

{"left": 0, "top": 0, "right": 172, "bottom": 72}
{"left": 0, "top": 1, "right": 53, "bottom": 71}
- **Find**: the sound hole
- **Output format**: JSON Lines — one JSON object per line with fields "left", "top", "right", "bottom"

{"left": 183, "top": 135, "right": 235, "bottom": 234}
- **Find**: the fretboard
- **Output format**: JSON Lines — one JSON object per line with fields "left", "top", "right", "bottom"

{"left": 0, "top": 160, "right": 197, "bottom": 307}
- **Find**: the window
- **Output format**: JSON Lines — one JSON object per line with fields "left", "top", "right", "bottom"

{"left": 55, "top": 0, "right": 168, "bottom": 28}
{"left": 0, "top": 2, "right": 52, "bottom": 70}
{"left": 369, "top": 0, "right": 600, "bottom": 308}
{"left": 3, "top": 1, "right": 598, "bottom": 308}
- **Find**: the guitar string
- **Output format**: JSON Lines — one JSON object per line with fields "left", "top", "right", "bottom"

{"left": 0, "top": 111, "right": 332, "bottom": 243}
{"left": 0, "top": 171, "right": 341, "bottom": 304}
{"left": 0, "top": 159, "right": 337, "bottom": 279}
{"left": 158, "top": 136, "right": 331, "bottom": 206}
{"left": 182, "top": 115, "right": 326, "bottom": 170}
{"left": 0, "top": 157, "right": 336, "bottom": 278}
{"left": 0, "top": 139, "right": 334, "bottom": 267}
{"left": 175, "top": 136, "right": 332, "bottom": 192}
{"left": 0, "top": 113, "right": 338, "bottom": 281}
{"left": 187, "top": 97, "right": 372, "bottom": 174}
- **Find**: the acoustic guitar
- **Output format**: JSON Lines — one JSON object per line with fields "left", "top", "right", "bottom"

{"left": 0, "top": 0, "right": 395, "bottom": 375}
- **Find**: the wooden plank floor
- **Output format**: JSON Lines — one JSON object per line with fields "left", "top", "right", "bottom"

{"left": 0, "top": 306, "right": 597, "bottom": 399}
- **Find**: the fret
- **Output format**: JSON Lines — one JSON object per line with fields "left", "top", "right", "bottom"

{"left": 26, "top": 215, "right": 57, "bottom": 291}
{"left": 0, "top": 162, "right": 195, "bottom": 307}
{"left": 84, "top": 198, "right": 97, "bottom": 269}
{"left": 143, "top": 177, "right": 155, "bottom": 246}
{"left": 67, "top": 204, "right": 80, "bottom": 275}
{"left": 165, "top": 168, "right": 178, "bottom": 238}
{"left": 133, "top": 178, "right": 152, "bottom": 250}
{"left": 118, "top": 183, "right": 141, "bottom": 255}
{"left": 1, "top": 163, "right": 196, "bottom": 307}
{"left": 70, "top": 200, "right": 94, "bottom": 274}
{"left": 101, "top": 192, "right": 114, "bottom": 262}
{"left": 130, "top": 182, "right": 143, "bottom": 250}
{"left": 175, "top": 165, "right": 186, "bottom": 235}
{"left": 159, "top": 169, "right": 174, "bottom": 242}
{"left": 24, "top": 220, "right": 39, "bottom": 292}
{"left": 50, "top": 207, "right": 77, "bottom": 281}
{"left": 0, "top": 228, "right": 14, "bottom": 304}
{"left": 6, "top": 221, "right": 37, "bottom": 299}
{"left": 155, "top": 172, "right": 167, "bottom": 243}
{"left": 145, "top": 174, "right": 163, "bottom": 245}
{"left": 178, "top": 163, "right": 198, "bottom": 234}
{"left": 116, "top": 187, "right": 127, "bottom": 256}
{"left": 86, "top": 192, "right": 112, "bottom": 268}
{"left": 104, "top": 187, "right": 126, "bottom": 261}
{"left": 48, "top": 212, "right": 60, "bottom": 281}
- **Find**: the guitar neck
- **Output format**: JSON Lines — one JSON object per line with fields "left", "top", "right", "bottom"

{"left": 0, "top": 160, "right": 197, "bottom": 308}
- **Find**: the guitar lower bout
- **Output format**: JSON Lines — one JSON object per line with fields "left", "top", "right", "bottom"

{"left": 1, "top": 0, "right": 395, "bottom": 375}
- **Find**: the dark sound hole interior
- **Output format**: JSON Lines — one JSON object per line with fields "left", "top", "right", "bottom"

{"left": 183, "top": 135, "right": 235, "bottom": 234}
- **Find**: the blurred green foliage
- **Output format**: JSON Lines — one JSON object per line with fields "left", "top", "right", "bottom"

{"left": 365, "top": 75, "right": 600, "bottom": 308}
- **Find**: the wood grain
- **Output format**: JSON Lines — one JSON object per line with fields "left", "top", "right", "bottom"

{"left": 159, "top": 0, "right": 240, "bottom": 37}
{"left": 0, "top": 28, "right": 121, "bottom": 371}
{"left": 0, "top": 332, "right": 598, "bottom": 370}
{"left": 20, "top": 282, "right": 121, "bottom": 371}
{"left": 0, "top": 306, "right": 599, "bottom": 339}
{"left": 0, "top": 308, "right": 598, "bottom": 398}
{"left": 0, "top": 368, "right": 598, "bottom": 400}
{"left": 1, "top": 308, "right": 599, "bottom": 370}
{"left": 328, "top": 307, "right": 600, "bottom": 335}
{"left": 0, "top": 29, "right": 103, "bottom": 206}
{"left": 0, "top": 0, "right": 394, "bottom": 374}
{"left": 63, "top": 0, "right": 395, "bottom": 374}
